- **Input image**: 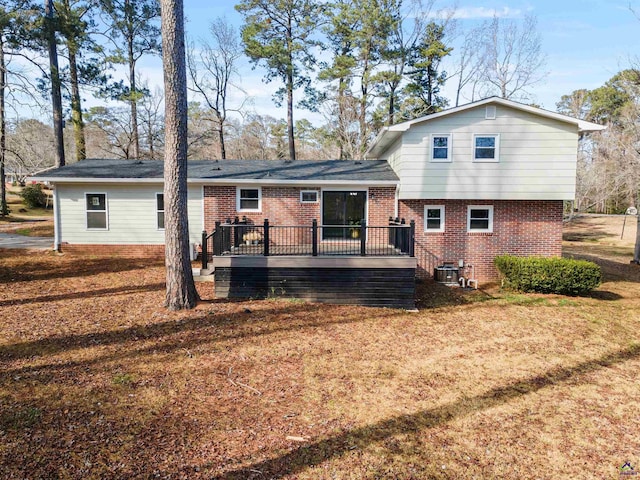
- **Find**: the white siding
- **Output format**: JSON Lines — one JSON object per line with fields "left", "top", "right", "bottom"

{"left": 387, "top": 105, "right": 579, "bottom": 200}
{"left": 57, "top": 183, "right": 203, "bottom": 245}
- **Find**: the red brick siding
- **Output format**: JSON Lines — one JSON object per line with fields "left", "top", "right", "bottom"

{"left": 399, "top": 199, "right": 563, "bottom": 281}
{"left": 203, "top": 185, "right": 396, "bottom": 230}
{"left": 60, "top": 243, "right": 165, "bottom": 257}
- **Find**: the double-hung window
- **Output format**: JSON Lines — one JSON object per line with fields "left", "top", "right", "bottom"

{"left": 473, "top": 134, "right": 499, "bottom": 162}
{"left": 424, "top": 205, "right": 445, "bottom": 232}
{"left": 86, "top": 193, "right": 108, "bottom": 230}
{"left": 156, "top": 193, "right": 165, "bottom": 229}
{"left": 237, "top": 187, "right": 261, "bottom": 211}
{"left": 431, "top": 134, "right": 451, "bottom": 162}
{"left": 467, "top": 205, "right": 494, "bottom": 233}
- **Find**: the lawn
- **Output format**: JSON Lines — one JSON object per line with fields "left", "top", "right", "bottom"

{"left": 0, "top": 186, "right": 54, "bottom": 236}
{"left": 0, "top": 216, "right": 639, "bottom": 478}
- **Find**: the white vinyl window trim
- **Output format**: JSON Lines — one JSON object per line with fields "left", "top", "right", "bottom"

{"left": 424, "top": 205, "right": 445, "bottom": 232}
{"left": 430, "top": 134, "right": 452, "bottom": 162}
{"left": 237, "top": 187, "right": 262, "bottom": 212}
{"left": 300, "top": 190, "right": 319, "bottom": 203}
{"left": 473, "top": 134, "right": 500, "bottom": 162}
{"left": 156, "top": 192, "right": 165, "bottom": 230}
{"left": 467, "top": 205, "right": 494, "bottom": 233}
{"left": 85, "top": 192, "right": 108, "bottom": 230}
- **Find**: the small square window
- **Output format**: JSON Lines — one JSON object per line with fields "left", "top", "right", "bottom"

{"left": 467, "top": 205, "right": 494, "bottom": 232}
{"left": 300, "top": 190, "right": 318, "bottom": 203}
{"left": 431, "top": 134, "right": 451, "bottom": 162}
{"left": 237, "top": 187, "right": 261, "bottom": 211}
{"left": 156, "top": 193, "right": 164, "bottom": 230}
{"left": 473, "top": 134, "right": 499, "bottom": 162}
{"left": 424, "top": 205, "right": 445, "bottom": 232}
{"left": 85, "top": 193, "right": 107, "bottom": 230}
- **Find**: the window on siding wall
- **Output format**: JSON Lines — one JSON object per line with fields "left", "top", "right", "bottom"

{"left": 473, "top": 134, "right": 499, "bottom": 162}
{"left": 300, "top": 190, "right": 318, "bottom": 203}
{"left": 467, "top": 205, "right": 493, "bottom": 232}
{"left": 237, "top": 187, "right": 261, "bottom": 211}
{"left": 431, "top": 134, "right": 451, "bottom": 162}
{"left": 424, "top": 205, "right": 445, "bottom": 232}
{"left": 86, "top": 193, "right": 107, "bottom": 229}
{"left": 156, "top": 193, "right": 164, "bottom": 229}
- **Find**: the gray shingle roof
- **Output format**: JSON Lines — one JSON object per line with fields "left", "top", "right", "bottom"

{"left": 35, "top": 159, "right": 399, "bottom": 183}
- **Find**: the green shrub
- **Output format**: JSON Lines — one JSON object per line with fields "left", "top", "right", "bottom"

{"left": 20, "top": 184, "right": 47, "bottom": 209}
{"left": 494, "top": 255, "right": 601, "bottom": 295}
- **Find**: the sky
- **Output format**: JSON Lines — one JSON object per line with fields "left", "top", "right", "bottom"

{"left": 22, "top": 0, "right": 640, "bottom": 124}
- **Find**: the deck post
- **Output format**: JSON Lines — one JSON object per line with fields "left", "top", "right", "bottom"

{"left": 201, "top": 230, "right": 208, "bottom": 270}
{"left": 360, "top": 218, "right": 366, "bottom": 256}
{"left": 409, "top": 220, "right": 415, "bottom": 257}
{"left": 312, "top": 219, "right": 318, "bottom": 256}
{"left": 263, "top": 219, "right": 270, "bottom": 256}
{"left": 213, "top": 221, "right": 222, "bottom": 256}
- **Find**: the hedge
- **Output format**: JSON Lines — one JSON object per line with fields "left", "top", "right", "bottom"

{"left": 20, "top": 184, "right": 47, "bottom": 209}
{"left": 494, "top": 255, "right": 601, "bottom": 295}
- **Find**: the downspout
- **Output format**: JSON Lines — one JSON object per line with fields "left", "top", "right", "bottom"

{"left": 394, "top": 184, "right": 399, "bottom": 219}
{"left": 53, "top": 184, "right": 60, "bottom": 251}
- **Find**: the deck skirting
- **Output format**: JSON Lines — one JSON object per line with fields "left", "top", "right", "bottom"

{"left": 213, "top": 256, "right": 416, "bottom": 309}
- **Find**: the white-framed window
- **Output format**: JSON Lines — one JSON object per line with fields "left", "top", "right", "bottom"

{"left": 431, "top": 134, "right": 451, "bottom": 162}
{"left": 300, "top": 190, "right": 319, "bottom": 203}
{"left": 156, "top": 193, "right": 164, "bottom": 230}
{"left": 237, "top": 187, "right": 261, "bottom": 212}
{"left": 424, "top": 205, "right": 445, "bottom": 232}
{"left": 473, "top": 134, "right": 500, "bottom": 162}
{"left": 85, "top": 193, "right": 108, "bottom": 230}
{"left": 467, "top": 205, "right": 494, "bottom": 233}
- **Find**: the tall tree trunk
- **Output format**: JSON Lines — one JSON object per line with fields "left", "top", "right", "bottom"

{"left": 126, "top": 0, "right": 140, "bottom": 159}
{"left": 128, "top": 44, "right": 140, "bottom": 159}
{"left": 285, "top": 19, "right": 295, "bottom": 161}
{"left": 634, "top": 191, "right": 640, "bottom": 265}
{"left": 0, "top": 37, "right": 8, "bottom": 217}
{"left": 337, "top": 76, "right": 345, "bottom": 160}
{"left": 160, "top": 0, "right": 198, "bottom": 310}
{"left": 68, "top": 47, "right": 86, "bottom": 161}
{"left": 46, "top": 0, "right": 65, "bottom": 167}
{"left": 218, "top": 122, "right": 226, "bottom": 159}
{"left": 388, "top": 85, "right": 395, "bottom": 126}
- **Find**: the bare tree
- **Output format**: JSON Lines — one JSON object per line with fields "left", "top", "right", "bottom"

{"left": 139, "top": 83, "right": 164, "bottom": 159}
{"left": 452, "top": 25, "right": 484, "bottom": 106}
{"left": 160, "top": 0, "right": 198, "bottom": 310}
{"left": 477, "top": 14, "right": 547, "bottom": 100}
{"left": 187, "top": 17, "right": 246, "bottom": 160}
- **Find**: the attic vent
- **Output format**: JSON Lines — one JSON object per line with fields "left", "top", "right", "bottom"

{"left": 485, "top": 105, "right": 496, "bottom": 120}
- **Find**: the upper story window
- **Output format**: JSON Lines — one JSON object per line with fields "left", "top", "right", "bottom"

{"left": 431, "top": 134, "right": 451, "bottom": 162}
{"left": 237, "top": 187, "right": 262, "bottom": 212}
{"left": 424, "top": 205, "right": 445, "bottom": 232}
{"left": 467, "top": 205, "right": 494, "bottom": 233}
{"left": 156, "top": 193, "right": 165, "bottom": 230}
{"left": 86, "top": 193, "right": 108, "bottom": 230}
{"left": 300, "top": 190, "right": 319, "bottom": 203}
{"left": 473, "top": 134, "right": 500, "bottom": 162}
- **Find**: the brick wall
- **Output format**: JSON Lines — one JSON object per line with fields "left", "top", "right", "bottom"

{"left": 399, "top": 199, "right": 563, "bottom": 281}
{"left": 60, "top": 243, "right": 165, "bottom": 258}
{"left": 203, "top": 185, "right": 397, "bottom": 230}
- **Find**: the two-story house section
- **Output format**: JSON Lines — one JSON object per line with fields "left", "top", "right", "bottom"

{"left": 365, "top": 97, "right": 605, "bottom": 280}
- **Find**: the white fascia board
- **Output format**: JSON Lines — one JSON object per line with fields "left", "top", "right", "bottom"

{"left": 34, "top": 177, "right": 399, "bottom": 187}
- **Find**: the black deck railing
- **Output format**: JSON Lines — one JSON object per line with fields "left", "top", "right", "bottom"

{"left": 202, "top": 217, "right": 415, "bottom": 270}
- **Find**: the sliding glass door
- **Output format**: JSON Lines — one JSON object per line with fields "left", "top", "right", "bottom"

{"left": 322, "top": 191, "right": 366, "bottom": 239}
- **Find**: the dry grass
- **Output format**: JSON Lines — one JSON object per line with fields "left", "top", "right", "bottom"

{"left": 1, "top": 216, "right": 639, "bottom": 478}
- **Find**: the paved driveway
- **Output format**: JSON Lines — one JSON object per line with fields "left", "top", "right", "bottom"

{"left": 0, "top": 233, "right": 54, "bottom": 249}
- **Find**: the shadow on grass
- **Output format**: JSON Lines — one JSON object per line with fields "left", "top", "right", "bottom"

{"left": 562, "top": 216, "right": 613, "bottom": 243}
{"left": 0, "top": 254, "right": 160, "bottom": 283}
{"left": 0, "top": 302, "right": 403, "bottom": 370}
{"left": 0, "top": 282, "right": 166, "bottom": 307}
{"left": 211, "top": 343, "right": 640, "bottom": 479}
{"left": 564, "top": 250, "right": 640, "bottom": 284}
